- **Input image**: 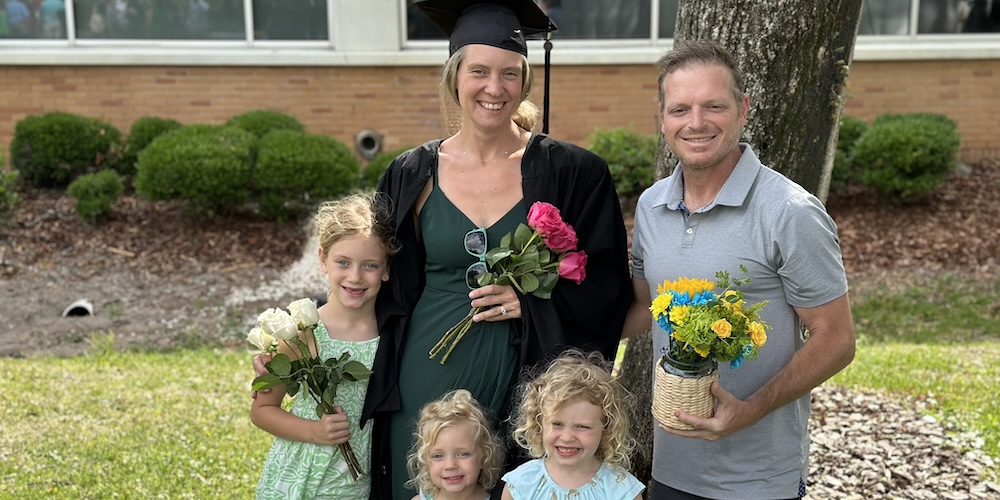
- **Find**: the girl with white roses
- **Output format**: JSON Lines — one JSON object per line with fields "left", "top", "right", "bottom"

{"left": 251, "top": 193, "right": 401, "bottom": 500}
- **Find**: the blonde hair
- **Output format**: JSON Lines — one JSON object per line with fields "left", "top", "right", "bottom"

{"left": 313, "top": 192, "right": 401, "bottom": 261}
{"left": 511, "top": 349, "right": 637, "bottom": 471}
{"left": 405, "top": 389, "right": 505, "bottom": 496}
{"left": 438, "top": 46, "right": 539, "bottom": 133}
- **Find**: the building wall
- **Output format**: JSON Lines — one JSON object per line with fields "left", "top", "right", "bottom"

{"left": 1, "top": 59, "right": 997, "bottom": 167}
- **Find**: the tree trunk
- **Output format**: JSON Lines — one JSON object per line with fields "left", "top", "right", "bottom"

{"left": 625, "top": 0, "right": 863, "bottom": 488}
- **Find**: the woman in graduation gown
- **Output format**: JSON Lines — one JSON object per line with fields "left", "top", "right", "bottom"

{"left": 360, "top": 1, "right": 633, "bottom": 498}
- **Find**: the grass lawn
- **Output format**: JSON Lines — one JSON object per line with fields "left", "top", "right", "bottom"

{"left": 0, "top": 274, "right": 996, "bottom": 497}
{"left": 0, "top": 349, "right": 271, "bottom": 498}
{"left": 832, "top": 273, "right": 1000, "bottom": 472}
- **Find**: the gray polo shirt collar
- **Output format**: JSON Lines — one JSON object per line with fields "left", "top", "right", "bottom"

{"left": 650, "top": 143, "right": 762, "bottom": 212}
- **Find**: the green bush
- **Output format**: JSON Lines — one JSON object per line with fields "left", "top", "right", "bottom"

{"left": 587, "top": 127, "right": 657, "bottom": 200}
{"left": 872, "top": 112, "right": 956, "bottom": 127}
{"left": 0, "top": 169, "right": 21, "bottom": 217}
{"left": 134, "top": 125, "right": 256, "bottom": 214}
{"left": 9, "top": 112, "right": 122, "bottom": 188}
{"left": 852, "top": 113, "right": 960, "bottom": 202}
{"left": 253, "top": 130, "right": 360, "bottom": 220}
{"left": 67, "top": 170, "right": 124, "bottom": 223}
{"left": 830, "top": 115, "right": 868, "bottom": 193}
{"left": 225, "top": 110, "right": 305, "bottom": 139}
{"left": 359, "top": 146, "right": 412, "bottom": 190}
{"left": 119, "top": 117, "right": 183, "bottom": 177}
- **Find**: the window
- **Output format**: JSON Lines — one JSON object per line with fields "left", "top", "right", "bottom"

{"left": 860, "top": 0, "right": 999, "bottom": 35}
{"left": 73, "top": 0, "right": 245, "bottom": 40}
{"left": 0, "top": 0, "right": 327, "bottom": 41}
{"left": 253, "top": 0, "right": 328, "bottom": 40}
{"left": 406, "top": 0, "right": 662, "bottom": 40}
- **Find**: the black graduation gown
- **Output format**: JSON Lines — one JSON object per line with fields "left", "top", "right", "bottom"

{"left": 363, "top": 133, "right": 633, "bottom": 499}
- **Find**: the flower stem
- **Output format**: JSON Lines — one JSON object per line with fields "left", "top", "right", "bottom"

{"left": 429, "top": 307, "right": 480, "bottom": 364}
{"left": 339, "top": 442, "right": 364, "bottom": 481}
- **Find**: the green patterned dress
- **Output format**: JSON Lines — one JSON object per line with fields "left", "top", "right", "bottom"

{"left": 256, "top": 323, "right": 379, "bottom": 500}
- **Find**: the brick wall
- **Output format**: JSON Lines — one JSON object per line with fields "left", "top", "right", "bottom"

{"left": 1, "top": 59, "right": 997, "bottom": 166}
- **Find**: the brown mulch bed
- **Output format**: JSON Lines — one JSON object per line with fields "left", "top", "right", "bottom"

{"left": 827, "top": 159, "right": 999, "bottom": 280}
{"left": 0, "top": 193, "right": 305, "bottom": 280}
{"left": 2, "top": 158, "right": 997, "bottom": 283}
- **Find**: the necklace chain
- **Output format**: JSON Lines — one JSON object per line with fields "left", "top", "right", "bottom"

{"left": 459, "top": 132, "right": 522, "bottom": 164}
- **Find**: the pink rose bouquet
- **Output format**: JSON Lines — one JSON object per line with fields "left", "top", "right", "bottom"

{"left": 429, "top": 201, "right": 588, "bottom": 364}
{"left": 527, "top": 202, "right": 579, "bottom": 253}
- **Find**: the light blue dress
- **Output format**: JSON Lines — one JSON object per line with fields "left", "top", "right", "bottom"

{"left": 418, "top": 490, "right": 490, "bottom": 499}
{"left": 502, "top": 459, "right": 644, "bottom": 500}
{"left": 255, "top": 323, "right": 379, "bottom": 500}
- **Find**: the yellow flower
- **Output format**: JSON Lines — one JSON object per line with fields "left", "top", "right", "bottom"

{"left": 669, "top": 305, "right": 691, "bottom": 325}
{"left": 692, "top": 344, "right": 710, "bottom": 358}
{"left": 659, "top": 277, "right": 714, "bottom": 299}
{"left": 650, "top": 293, "right": 674, "bottom": 319}
{"left": 711, "top": 319, "right": 732, "bottom": 338}
{"left": 749, "top": 321, "right": 767, "bottom": 347}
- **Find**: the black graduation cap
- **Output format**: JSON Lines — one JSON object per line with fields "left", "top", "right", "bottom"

{"left": 416, "top": 0, "right": 556, "bottom": 56}
{"left": 416, "top": 0, "right": 558, "bottom": 133}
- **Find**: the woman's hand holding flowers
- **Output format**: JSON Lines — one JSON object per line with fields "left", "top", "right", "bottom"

{"left": 470, "top": 283, "right": 521, "bottom": 322}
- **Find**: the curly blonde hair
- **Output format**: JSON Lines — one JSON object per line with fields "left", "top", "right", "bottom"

{"left": 511, "top": 349, "right": 637, "bottom": 471}
{"left": 405, "top": 389, "right": 505, "bottom": 496}
{"left": 312, "top": 192, "right": 401, "bottom": 261}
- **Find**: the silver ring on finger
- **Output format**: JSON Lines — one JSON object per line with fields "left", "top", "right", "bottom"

{"left": 499, "top": 305, "right": 508, "bottom": 316}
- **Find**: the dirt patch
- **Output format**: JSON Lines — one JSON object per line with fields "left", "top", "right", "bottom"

{"left": 1, "top": 159, "right": 998, "bottom": 358}
{"left": 0, "top": 193, "right": 312, "bottom": 357}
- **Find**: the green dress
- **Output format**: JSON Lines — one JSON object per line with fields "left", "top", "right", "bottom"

{"left": 388, "top": 168, "right": 524, "bottom": 499}
{"left": 256, "top": 323, "right": 378, "bottom": 500}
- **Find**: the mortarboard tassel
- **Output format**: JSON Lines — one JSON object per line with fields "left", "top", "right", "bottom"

{"left": 543, "top": 32, "right": 552, "bottom": 135}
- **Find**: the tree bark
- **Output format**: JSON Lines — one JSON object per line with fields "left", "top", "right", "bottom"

{"left": 625, "top": 0, "right": 863, "bottom": 488}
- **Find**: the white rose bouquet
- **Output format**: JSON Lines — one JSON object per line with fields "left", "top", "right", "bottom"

{"left": 248, "top": 298, "right": 372, "bottom": 481}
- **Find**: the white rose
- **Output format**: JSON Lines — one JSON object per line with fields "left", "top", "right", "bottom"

{"left": 257, "top": 308, "right": 299, "bottom": 341}
{"left": 246, "top": 326, "right": 276, "bottom": 352}
{"left": 287, "top": 298, "right": 320, "bottom": 329}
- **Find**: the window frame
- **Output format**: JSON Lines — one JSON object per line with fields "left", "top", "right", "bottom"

{"left": 0, "top": 0, "right": 997, "bottom": 66}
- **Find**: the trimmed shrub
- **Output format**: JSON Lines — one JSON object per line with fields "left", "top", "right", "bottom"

{"left": 119, "top": 117, "right": 183, "bottom": 177}
{"left": 852, "top": 113, "right": 960, "bottom": 202}
{"left": 873, "top": 112, "right": 956, "bottom": 128}
{"left": 359, "top": 146, "right": 412, "bottom": 190}
{"left": 225, "top": 110, "right": 305, "bottom": 139}
{"left": 10, "top": 112, "right": 122, "bottom": 188}
{"left": 253, "top": 130, "right": 360, "bottom": 220}
{"left": 587, "top": 127, "right": 657, "bottom": 200}
{"left": 67, "top": 170, "right": 124, "bottom": 223}
{"left": 830, "top": 115, "right": 868, "bottom": 193}
{"left": 134, "top": 124, "right": 256, "bottom": 214}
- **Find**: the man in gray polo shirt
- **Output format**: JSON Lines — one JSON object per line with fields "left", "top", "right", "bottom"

{"left": 622, "top": 40, "right": 856, "bottom": 499}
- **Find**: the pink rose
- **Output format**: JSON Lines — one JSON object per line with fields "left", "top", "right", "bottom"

{"left": 527, "top": 202, "right": 578, "bottom": 253}
{"left": 557, "top": 251, "right": 588, "bottom": 284}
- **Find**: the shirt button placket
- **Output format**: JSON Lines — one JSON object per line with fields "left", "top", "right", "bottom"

{"left": 683, "top": 222, "right": 696, "bottom": 247}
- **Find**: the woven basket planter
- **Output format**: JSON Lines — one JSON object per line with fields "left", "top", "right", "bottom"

{"left": 651, "top": 355, "right": 718, "bottom": 430}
